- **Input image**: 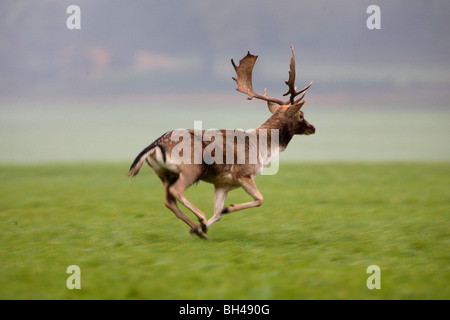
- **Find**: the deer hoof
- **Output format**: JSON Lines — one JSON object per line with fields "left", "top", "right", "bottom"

{"left": 190, "top": 226, "right": 208, "bottom": 240}
{"left": 221, "top": 204, "right": 234, "bottom": 214}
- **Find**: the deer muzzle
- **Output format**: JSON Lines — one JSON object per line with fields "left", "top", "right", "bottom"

{"left": 304, "top": 122, "right": 315, "bottom": 135}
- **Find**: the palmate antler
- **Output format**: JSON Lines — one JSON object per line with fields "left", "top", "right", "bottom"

{"left": 232, "top": 45, "right": 312, "bottom": 106}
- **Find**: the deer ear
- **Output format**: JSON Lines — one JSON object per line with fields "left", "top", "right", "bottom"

{"left": 285, "top": 100, "right": 306, "bottom": 117}
{"left": 267, "top": 101, "right": 281, "bottom": 114}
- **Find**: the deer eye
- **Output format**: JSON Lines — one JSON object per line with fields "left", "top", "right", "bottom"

{"left": 299, "top": 114, "right": 304, "bottom": 122}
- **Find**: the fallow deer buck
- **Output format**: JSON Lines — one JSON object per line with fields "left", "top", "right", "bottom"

{"left": 128, "top": 45, "right": 315, "bottom": 239}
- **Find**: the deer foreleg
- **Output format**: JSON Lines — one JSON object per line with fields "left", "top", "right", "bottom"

{"left": 221, "top": 177, "right": 263, "bottom": 215}
{"left": 206, "top": 187, "right": 229, "bottom": 228}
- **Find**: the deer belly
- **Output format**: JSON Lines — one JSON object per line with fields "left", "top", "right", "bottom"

{"left": 200, "top": 165, "right": 239, "bottom": 188}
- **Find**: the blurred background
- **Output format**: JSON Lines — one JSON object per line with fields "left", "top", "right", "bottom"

{"left": 1, "top": 0, "right": 449, "bottom": 163}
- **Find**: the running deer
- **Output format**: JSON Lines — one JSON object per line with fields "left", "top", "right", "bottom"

{"left": 128, "top": 46, "right": 315, "bottom": 239}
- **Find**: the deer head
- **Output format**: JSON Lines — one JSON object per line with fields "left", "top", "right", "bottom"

{"left": 232, "top": 45, "right": 315, "bottom": 137}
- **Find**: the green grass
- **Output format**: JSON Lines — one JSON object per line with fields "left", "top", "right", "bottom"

{"left": 0, "top": 162, "right": 449, "bottom": 299}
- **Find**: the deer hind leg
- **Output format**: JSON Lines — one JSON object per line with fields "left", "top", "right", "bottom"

{"left": 163, "top": 185, "right": 201, "bottom": 236}
{"left": 221, "top": 176, "right": 263, "bottom": 215}
{"left": 206, "top": 187, "right": 229, "bottom": 229}
{"left": 168, "top": 173, "right": 208, "bottom": 238}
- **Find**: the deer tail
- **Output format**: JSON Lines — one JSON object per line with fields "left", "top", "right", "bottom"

{"left": 128, "top": 140, "right": 168, "bottom": 177}
{"left": 128, "top": 145, "right": 152, "bottom": 177}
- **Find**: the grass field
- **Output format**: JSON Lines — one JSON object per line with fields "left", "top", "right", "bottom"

{"left": 0, "top": 162, "right": 449, "bottom": 299}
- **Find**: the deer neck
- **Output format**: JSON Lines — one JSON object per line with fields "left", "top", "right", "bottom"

{"left": 257, "top": 116, "right": 295, "bottom": 152}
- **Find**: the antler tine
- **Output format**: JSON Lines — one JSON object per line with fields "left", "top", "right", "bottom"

{"left": 293, "top": 81, "right": 313, "bottom": 103}
{"left": 283, "top": 45, "right": 296, "bottom": 104}
{"left": 232, "top": 52, "right": 287, "bottom": 106}
{"left": 283, "top": 45, "right": 312, "bottom": 105}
